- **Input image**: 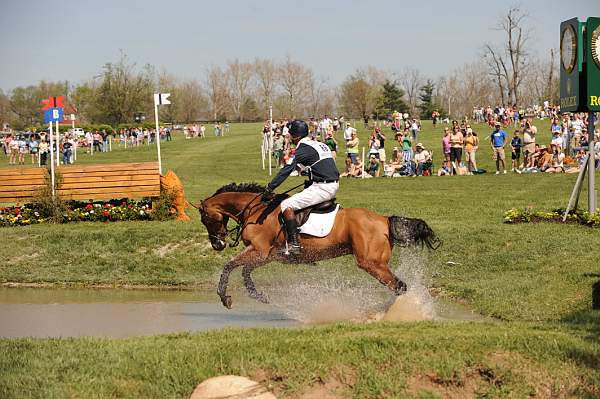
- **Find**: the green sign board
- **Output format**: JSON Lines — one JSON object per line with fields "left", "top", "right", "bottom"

{"left": 560, "top": 18, "right": 583, "bottom": 111}
{"left": 587, "top": 17, "right": 600, "bottom": 111}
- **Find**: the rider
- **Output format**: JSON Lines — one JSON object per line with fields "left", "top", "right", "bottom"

{"left": 263, "top": 120, "right": 340, "bottom": 255}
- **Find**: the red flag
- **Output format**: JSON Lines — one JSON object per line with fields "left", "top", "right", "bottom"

{"left": 41, "top": 97, "right": 52, "bottom": 110}
{"left": 41, "top": 96, "right": 64, "bottom": 110}
{"left": 54, "top": 96, "right": 64, "bottom": 108}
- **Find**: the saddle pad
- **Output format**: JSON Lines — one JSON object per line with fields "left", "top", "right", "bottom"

{"left": 299, "top": 205, "right": 340, "bottom": 237}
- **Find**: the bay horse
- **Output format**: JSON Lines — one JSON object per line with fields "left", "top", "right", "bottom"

{"left": 198, "top": 182, "right": 440, "bottom": 309}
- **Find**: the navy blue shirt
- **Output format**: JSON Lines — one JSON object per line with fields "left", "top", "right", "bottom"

{"left": 268, "top": 138, "right": 339, "bottom": 190}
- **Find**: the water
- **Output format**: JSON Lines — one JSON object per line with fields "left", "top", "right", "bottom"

{"left": 0, "top": 258, "right": 484, "bottom": 338}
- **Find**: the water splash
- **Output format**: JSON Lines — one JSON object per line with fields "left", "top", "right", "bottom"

{"left": 263, "top": 251, "right": 436, "bottom": 323}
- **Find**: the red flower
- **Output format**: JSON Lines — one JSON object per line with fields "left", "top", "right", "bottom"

{"left": 85, "top": 204, "right": 93, "bottom": 210}
{"left": 102, "top": 210, "right": 109, "bottom": 217}
{"left": 14, "top": 208, "right": 20, "bottom": 215}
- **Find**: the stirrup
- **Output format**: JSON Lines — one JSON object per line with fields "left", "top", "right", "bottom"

{"left": 282, "top": 241, "right": 301, "bottom": 256}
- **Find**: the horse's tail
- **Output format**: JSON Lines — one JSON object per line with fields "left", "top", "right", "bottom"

{"left": 388, "top": 216, "right": 442, "bottom": 250}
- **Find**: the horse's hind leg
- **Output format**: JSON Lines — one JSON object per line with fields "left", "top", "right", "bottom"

{"left": 242, "top": 263, "right": 269, "bottom": 304}
{"left": 358, "top": 260, "right": 407, "bottom": 295}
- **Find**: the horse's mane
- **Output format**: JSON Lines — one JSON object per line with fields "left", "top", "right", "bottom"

{"left": 214, "top": 182, "right": 266, "bottom": 195}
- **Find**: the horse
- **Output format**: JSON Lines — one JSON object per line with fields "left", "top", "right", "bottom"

{"left": 198, "top": 182, "right": 440, "bottom": 309}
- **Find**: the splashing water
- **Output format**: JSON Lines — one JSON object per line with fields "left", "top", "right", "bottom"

{"left": 263, "top": 251, "right": 437, "bottom": 323}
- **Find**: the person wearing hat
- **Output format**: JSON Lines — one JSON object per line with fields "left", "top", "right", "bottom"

{"left": 414, "top": 143, "right": 432, "bottom": 176}
{"left": 263, "top": 120, "right": 340, "bottom": 256}
{"left": 490, "top": 122, "right": 507, "bottom": 174}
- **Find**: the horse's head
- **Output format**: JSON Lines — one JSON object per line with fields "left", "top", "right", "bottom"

{"left": 198, "top": 200, "right": 229, "bottom": 251}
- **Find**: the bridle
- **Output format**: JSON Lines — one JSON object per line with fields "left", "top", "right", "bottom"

{"left": 198, "top": 182, "right": 305, "bottom": 247}
{"left": 199, "top": 192, "right": 264, "bottom": 248}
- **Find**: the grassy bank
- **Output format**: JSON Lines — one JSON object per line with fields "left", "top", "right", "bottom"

{"left": 1, "top": 120, "right": 599, "bottom": 397}
{"left": 1, "top": 321, "right": 598, "bottom": 398}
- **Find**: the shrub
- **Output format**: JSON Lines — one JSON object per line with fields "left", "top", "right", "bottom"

{"left": 504, "top": 207, "right": 600, "bottom": 227}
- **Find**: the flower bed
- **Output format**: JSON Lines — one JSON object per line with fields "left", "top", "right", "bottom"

{"left": 0, "top": 199, "right": 153, "bottom": 227}
{"left": 504, "top": 207, "right": 600, "bottom": 227}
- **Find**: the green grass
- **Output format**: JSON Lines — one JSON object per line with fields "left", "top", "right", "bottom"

{"left": 1, "top": 322, "right": 598, "bottom": 398}
{"left": 1, "top": 120, "right": 599, "bottom": 398}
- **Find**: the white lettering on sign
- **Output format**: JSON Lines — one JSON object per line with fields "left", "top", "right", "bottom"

{"left": 52, "top": 109, "right": 60, "bottom": 119}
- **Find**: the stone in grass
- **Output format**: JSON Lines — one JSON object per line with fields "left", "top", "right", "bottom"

{"left": 190, "top": 375, "right": 276, "bottom": 399}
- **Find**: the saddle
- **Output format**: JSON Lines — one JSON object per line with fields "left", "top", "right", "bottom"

{"left": 278, "top": 199, "right": 338, "bottom": 228}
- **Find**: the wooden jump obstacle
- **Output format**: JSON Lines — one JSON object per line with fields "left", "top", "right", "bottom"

{"left": 0, "top": 162, "right": 161, "bottom": 204}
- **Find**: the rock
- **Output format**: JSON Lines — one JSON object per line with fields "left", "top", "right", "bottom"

{"left": 190, "top": 375, "right": 276, "bottom": 399}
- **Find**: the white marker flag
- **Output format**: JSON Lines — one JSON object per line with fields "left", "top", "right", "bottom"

{"left": 153, "top": 93, "right": 171, "bottom": 105}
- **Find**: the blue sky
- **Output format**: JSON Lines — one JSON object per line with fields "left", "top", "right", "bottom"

{"left": 0, "top": 0, "right": 597, "bottom": 90}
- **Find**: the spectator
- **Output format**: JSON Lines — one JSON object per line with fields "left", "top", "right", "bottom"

{"left": 368, "top": 131, "right": 380, "bottom": 161}
{"left": 490, "top": 122, "right": 507, "bottom": 174}
{"left": 346, "top": 130, "right": 359, "bottom": 169}
{"left": 366, "top": 154, "right": 379, "bottom": 177}
{"left": 7, "top": 134, "right": 18, "bottom": 165}
{"left": 544, "top": 144, "right": 565, "bottom": 173}
{"left": 414, "top": 143, "right": 432, "bottom": 176}
{"left": 376, "top": 127, "right": 387, "bottom": 173}
{"left": 410, "top": 119, "right": 420, "bottom": 144}
{"left": 510, "top": 130, "right": 523, "bottom": 173}
{"left": 384, "top": 147, "right": 403, "bottom": 177}
{"left": 200, "top": 124, "right": 206, "bottom": 138}
{"left": 39, "top": 139, "right": 49, "bottom": 166}
{"left": 464, "top": 128, "right": 479, "bottom": 175}
{"left": 522, "top": 123, "right": 536, "bottom": 167}
{"left": 442, "top": 127, "right": 451, "bottom": 171}
{"left": 324, "top": 131, "right": 338, "bottom": 159}
{"left": 93, "top": 131, "right": 102, "bottom": 152}
{"left": 62, "top": 140, "right": 72, "bottom": 165}
{"left": 449, "top": 126, "right": 464, "bottom": 175}
{"left": 29, "top": 135, "right": 39, "bottom": 165}
{"left": 17, "top": 135, "right": 28, "bottom": 165}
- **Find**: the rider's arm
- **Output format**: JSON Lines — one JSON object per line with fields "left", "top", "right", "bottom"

{"left": 267, "top": 157, "right": 297, "bottom": 190}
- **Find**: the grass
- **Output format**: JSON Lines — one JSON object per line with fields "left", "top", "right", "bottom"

{"left": 1, "top": 120, "right": 599, "bottom": 397}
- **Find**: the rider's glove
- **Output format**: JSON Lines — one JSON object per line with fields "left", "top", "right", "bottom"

{"left": 262, "top": 185, "right": 273, "bottom": 202}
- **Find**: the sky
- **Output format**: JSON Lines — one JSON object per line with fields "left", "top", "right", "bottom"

{"left": 0, "top": 0, "right": 598, "bottom": 91}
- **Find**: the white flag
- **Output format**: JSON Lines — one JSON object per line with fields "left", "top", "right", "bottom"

{"left": 154, "top": 93, "right": 171, "bottom": 106}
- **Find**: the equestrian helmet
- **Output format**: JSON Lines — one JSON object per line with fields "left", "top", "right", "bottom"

{"left": 288, "top": 120, "right": 309, "bottom": 138}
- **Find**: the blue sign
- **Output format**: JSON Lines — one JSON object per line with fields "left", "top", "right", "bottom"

{"left": 44, "top": 107, "right": 63, "bottom": 123}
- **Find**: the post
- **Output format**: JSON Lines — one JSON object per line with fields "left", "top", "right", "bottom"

{"left": 154, "top": 103, "right": 162, "bottom": 175}
{"left": 74, "top": 139, "right": 77, "bottom": 161}
{"left": 269, "top": 106, "right": 273, "bottom": 176}
{"left": 48, "top": 122, "right": 55, "bottom": 198}
{"left": 55, "top": 121, "right": 60, "bottom": 166}
{"left": 589, "top": 111, "right": 597, "bottom": 212}
{"left": 361, "top": 146, "right": 365, "bottom": 179}
{"left": 563, "top": 154, "right": 588, "bottom": 221}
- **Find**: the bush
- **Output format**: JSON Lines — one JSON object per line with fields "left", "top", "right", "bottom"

{"left": 504, "top": 207, "right": 600, "bottom": 227}
{"left": 0, "top": 199, "right": 159, "bottom": 227}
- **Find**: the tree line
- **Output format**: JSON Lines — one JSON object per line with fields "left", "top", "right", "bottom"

{"left": 0, "top": 7, "right": 557, "bottom": 130}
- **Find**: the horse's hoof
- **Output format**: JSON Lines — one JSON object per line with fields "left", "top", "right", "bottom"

{"left": 255, "top": 292, "right": 269, "bottom": 304}
{"left": 395, "top": 281, "right": 407, "bottom": 296}
{"left": 220, "top": 295, "right": 232, "bottom": 309}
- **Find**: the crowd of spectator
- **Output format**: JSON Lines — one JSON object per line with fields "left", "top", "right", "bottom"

{"left": 262, "top": 109, "right": 599, "bottom": 180}
{"left": 2, "top": 125, "right": 174, "bottom": 166}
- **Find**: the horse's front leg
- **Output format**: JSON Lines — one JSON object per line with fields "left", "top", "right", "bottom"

{"left": 217, "top": 245, "right": 265, "bottom": 309}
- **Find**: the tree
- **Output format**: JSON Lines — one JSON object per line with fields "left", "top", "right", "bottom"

{"left": 374, "top": 80, "right": 408, "bottom": 118}
{"left": 9, "top": 81, "right": 69, "bottom": 128}
{"left": 206, "top": 66, "right": 230, "bottom": 121}
{"left": 398, "top": 67, "right": 424, "bottom": 116}
{"left": 94, "top": 54, "right": 154, "bottom": 126}
{"left": 483, "top": 6, "right": 530, "bottom": 106}
{"left": 254, "top": 58, "right": 278, "bottom": 113}
{"left": 226, "top": 59, "right": 254, "bottom": 122}
{"left": 418, "top": 80, "right": 437, "bottom": 119}
{"left": 277, "top": 55, "right": 312, "bottom": 117}
{"left": 176, "top": 80, "right": 208, "bottom": 123}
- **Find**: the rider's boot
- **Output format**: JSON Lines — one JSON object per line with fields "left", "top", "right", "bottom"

{"left": 284, "top": 217, "right": 301, "bottom": 256}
